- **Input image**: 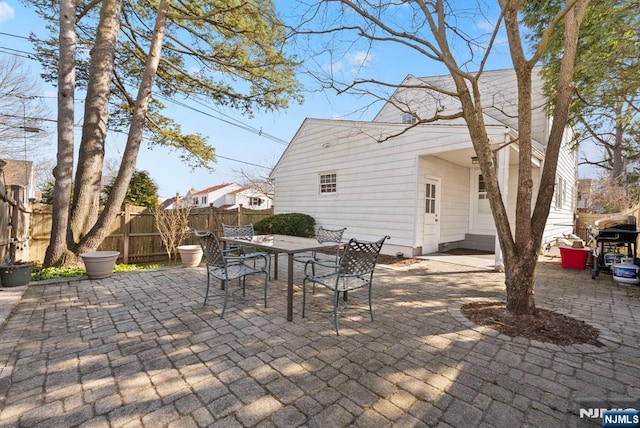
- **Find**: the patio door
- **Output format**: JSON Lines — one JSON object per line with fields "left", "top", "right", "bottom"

{"left": 423, "top": 177, "right": 441, "bottom": 254}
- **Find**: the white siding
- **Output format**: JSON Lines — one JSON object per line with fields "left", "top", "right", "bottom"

{"left": 543, "top": 129, "right": 578, "bottom": 246}
{"left": 373, "top": 68, "right": 548, "bottom": 145}
{"left": 419, "top": 156, "right": 470, "bottom": 245}
{"left": 272, "top": 119, "right": 506, "bottom": 255}
{"left": 273, "top": 67, "right": 576, "bottom": 256}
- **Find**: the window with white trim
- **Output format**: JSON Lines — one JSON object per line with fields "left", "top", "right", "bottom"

{"left": 248, "top": 197, "right": 262, "bottom": 207}
{"left": 555, "top": 176, "right": 566, "bottom": 209}
{"left": 319, "top": 172, "right": 337, "bottom": 195}
{"left": 401, "top": 113, "right": 418, "bottom": 124}
{"left": 477, "top": 174, "right": 490, "bottom": 213}
{"left": 425, "top": 182, "right": 436, "bottom": 213}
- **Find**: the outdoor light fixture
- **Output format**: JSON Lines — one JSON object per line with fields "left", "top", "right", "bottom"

{"left": 471, "top": 156, "right": 478, "bottom": 164}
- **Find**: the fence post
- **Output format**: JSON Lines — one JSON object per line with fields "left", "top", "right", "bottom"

{"left": 122, "top": 204, "right": 130, "bottom": 264}
{"left": 238, "top": 204, "right": 243, "bottom": 225}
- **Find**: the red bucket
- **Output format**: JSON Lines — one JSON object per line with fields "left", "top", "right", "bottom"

{"left": 559, "top": 246, "right": 591, "bottom": 270}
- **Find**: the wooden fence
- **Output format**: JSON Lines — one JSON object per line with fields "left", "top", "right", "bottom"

{"left": 30, "top": 204, "right": 274, "bottom": 264}
{"left": 575, "top": 205, "right": 640, "bottom": 241}
{"left": 0, "top": 185, "right": 30, "bottom": 265}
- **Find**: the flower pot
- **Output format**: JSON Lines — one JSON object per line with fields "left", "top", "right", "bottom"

{"left": 177, "top": 245, "right": 203, "bottom": 268}
{"left": 0, "top": 263, "right": 33, "bottom": 287}
{"left": 80, "top": 251, "right": 120, "bottom": 279}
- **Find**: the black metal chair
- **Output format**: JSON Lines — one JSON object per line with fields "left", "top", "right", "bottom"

{"left": 194, "top": 230, "right": 269, "bottom": 318}
{"left": 221, "top": 223, "right": 256, "bottom": 255}
{"left": 222, "top": 223, "right": 273, "bottom": 278}
{"left": 302, "top": 236, "right": 389, "bottom": 335}
{"left": 294, "top": 226, "right": 347, "bottom": 273}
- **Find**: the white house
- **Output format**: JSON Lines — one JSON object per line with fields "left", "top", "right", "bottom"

{"left": 1, "top": 159, "right": 35, "bottom": 204}
{"left": 270, "top": 68, "right": 577, "bottom": 266}
{"left": 185, "top": 183, "right": 272, "bottom": 210}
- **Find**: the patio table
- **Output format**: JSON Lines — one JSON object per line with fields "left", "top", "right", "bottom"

{"left": 221, "top": 234, "right": 345, "bottom": 321}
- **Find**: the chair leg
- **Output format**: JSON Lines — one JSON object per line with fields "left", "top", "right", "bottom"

{"left": 302, "top": 278, "right": 307, "bottom": 318}
{"left": 333, "top": 289, "right": 340, "bottom": 336}
{"left": 204, "top": 272, "right": 211, "bottom": 305}
{"left": 368, "top": 284, "right": 374, "bottom": 321}
{"left": 221, "top": 280, "right": 230, "bottom": 318}
{"left": 263, "top": 271, "right": 268, "bottom": 308}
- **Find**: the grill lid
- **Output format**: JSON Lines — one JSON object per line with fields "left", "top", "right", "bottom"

{"left": 595, "top": 215, "right": 637, "bottom": 231}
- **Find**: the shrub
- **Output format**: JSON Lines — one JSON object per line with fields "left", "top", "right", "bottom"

{"left": 254, "top": 213, "right": 315, "bottom": 237}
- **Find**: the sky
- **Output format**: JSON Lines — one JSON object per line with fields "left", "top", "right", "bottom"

{"left": 0, "top": 1, "right": 597, "bottom": 199}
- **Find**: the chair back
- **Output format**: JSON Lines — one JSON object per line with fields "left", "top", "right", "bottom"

{"left": 316, "top": 226, "right": 346, "bottom": 243}
{"left": 194, "top": 231, "right": 225, "bottom": 267}
{"left": 339, "top": 236, "right": 390, "bottom": 276}
{"left": 222, "top": 224, "right": 254, "bottom": 240}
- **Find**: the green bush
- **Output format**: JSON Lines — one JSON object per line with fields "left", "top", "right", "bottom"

{"left": 253, "top": 213, "right": 316, "bottom": 237}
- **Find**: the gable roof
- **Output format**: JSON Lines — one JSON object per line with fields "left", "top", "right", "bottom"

{"left": 373, "top": 67, "right": 547, "bottom": 143}
{"left": 192, "top": 183, "right": 234, "bottom": 196}
{"left": 1, "top": 159, "right": 33, "bottom": 188}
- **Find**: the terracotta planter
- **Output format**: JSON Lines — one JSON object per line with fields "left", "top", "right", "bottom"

{"left": 80, "top": 251, "right": 120, "bottom": 279}
{"left": 0, "top": 263, "right": 33, "bottom": 287}
{"left": 177, "top": 245, "right": 203, "bottom": 267}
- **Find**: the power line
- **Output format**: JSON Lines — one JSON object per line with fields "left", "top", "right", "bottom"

{"left": 0, "top": 31, "right": 290, "bottom": 169}
{"left": 1, "top": 30, "right": 292, "bottom": 148}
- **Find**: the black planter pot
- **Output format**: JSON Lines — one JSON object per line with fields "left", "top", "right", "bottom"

{"left": 0, "top": 263, "right": 33, "bottom": 287}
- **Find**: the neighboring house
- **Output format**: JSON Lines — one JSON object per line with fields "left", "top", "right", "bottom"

{"left": 0, "top": 159, "right": 35, "bottom": 204}
{"left": 270, "top": 68, "right": 577, "bottom": 266}
{"left": 185, "top": 183, "right": 272, "bottom": 210}
{"left": 233, "top": 187, "right": 272, "bottom": 210}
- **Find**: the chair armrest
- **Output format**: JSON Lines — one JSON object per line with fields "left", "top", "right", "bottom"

{"left": 303, "top": 258, "right": 340, "bottom": 276}
{"left": 224, "top": 253, "right": 269, "bottom": 269}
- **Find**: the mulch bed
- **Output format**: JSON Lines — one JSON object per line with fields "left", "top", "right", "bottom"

{"left": 377, "top": 254, "right": 422, "bottom": 267}
{"left": 461, "top": 301, "right": 603, "bottom": 347}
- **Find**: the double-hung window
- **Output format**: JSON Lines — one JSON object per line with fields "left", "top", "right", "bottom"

{"left": 319, "top": 172, "right": 337, "bottom": 195}
{"left": 555, "top": 176, "right": 565, "bottom": 209}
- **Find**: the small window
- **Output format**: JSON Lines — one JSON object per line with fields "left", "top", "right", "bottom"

{"left": 425, "top": 183, "right": 436, "bottom": 214}
{"left": 249, "top": 197, "right": 262, "bottom": 207}
{"left": 478, "top": 174, "right": 487, "bottom": 200}
{"left": 319, "top": 173, "right": 337, "bottom": 194}
{"left": 401, "top": 113, "right": 418, "bottom": 124}
{"left": 555, "top": 176, "right": 566, "bottom": 209}
{"left": 477, "top": 174, "right": 490, "bottom": 213}
{"left": 202, "top": 196, "right": 207, "bottom": 205}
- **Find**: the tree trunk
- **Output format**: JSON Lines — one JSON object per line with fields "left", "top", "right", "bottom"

{"left": 74, "top": 0, "right": 170, "bottom": 253}
{"left": 68, "top": 0, "right": 123, "bottom": 246}
{"left": 504, "top": 251, "right": 538, "bottom": 314}
{"left": 44, "top": 0, "right": 75, "bottom": 267}
{"left": 612, "top": 102, "right": 625, "bottom": 184}
{"left": 497, "top": 0, "right": 589, "bottom": 315}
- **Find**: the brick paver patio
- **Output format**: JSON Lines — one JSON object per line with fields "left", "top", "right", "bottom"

{"left": 0, "top": 255, "right": 638, "bottom": 427}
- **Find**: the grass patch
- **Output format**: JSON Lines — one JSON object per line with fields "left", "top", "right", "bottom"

{"left": 31, "top": 263, "right": 164, "bottom": 281}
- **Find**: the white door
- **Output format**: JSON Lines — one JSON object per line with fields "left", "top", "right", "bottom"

{"left": 423, "top": 177, "right": 441, "bottom": 254}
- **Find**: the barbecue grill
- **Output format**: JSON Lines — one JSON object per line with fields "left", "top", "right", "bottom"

{"left": 590, "top": 215, "right": 639, "bottom": 279}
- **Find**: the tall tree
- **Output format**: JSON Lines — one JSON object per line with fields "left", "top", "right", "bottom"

{"left": 523, "top": 1, "right": 640, "bottom": 190}
{"left": 293, "top": 0, "right": 588, "bottom": 315}
{"left": 44, "top": 0, "right": 75, "bottom": 266}
{"left": 25, "top": 0, "right": 302, "bottom": 266}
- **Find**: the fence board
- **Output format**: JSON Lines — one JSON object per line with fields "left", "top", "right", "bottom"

{"left": 28, "top": 204, "right": 273, "bottom": 263}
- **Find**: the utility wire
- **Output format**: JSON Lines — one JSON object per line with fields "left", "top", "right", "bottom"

{"left": 1, "top": 31, "right": 289, "bottom": 169}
